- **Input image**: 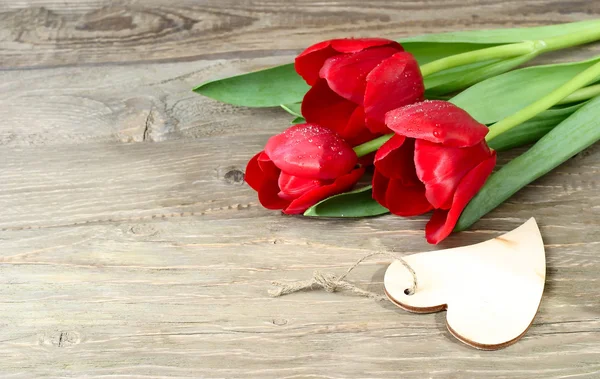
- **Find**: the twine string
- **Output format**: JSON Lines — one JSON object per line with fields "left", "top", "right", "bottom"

{"left": 269, "top": 252, "right": 417, "bottom": 301}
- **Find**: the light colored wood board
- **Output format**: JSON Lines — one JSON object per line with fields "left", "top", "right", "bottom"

{"left": 1, "top": 0, "right": 600, "bottom": 69}
{"left": 0, "top": 218, "right": 597, "bottom": 310}
{"left": 2, "top": 48, "right": 600, "bottom": 149}
{"left": 0, "top": 140, "right": 598, "bottom": 257}
{"left": 0, "top": 220, "right": 598, "bottom": 378}
{"left": 0, "top": 139, "right": 598, "bottom": 234}
{"left": 0, "top": 34, "right": 599, "bottom": 149}
{"left": 0, "top": 56, "right": 296, "bottom": 147}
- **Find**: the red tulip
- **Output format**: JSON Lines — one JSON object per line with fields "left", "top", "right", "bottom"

{"left": 245, "top": 123, "right": 365, "bottom": 214}
{"left": 295, "top": 38, "right": 425, "bottom": 146}
{"left": 373, "top": 100, "right": 497, "bottom": 244}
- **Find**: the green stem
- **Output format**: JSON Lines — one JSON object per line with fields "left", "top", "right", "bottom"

{"left": 419, "top": 24, "right": 600, "bottom": 78}
{"left": 353, "top": 134, "right": 393, "bottom": 158}
{"left": 541, "top": 25, "right": 600, "bottom": 52}
{"left": 556, "top": 83, "right": 600, "bottom": 104}
{"left": 419, "top": 41, "right": 538, "bottom": 77}
{"left": 486, "top": 61, "right": 600, "bottom": 142}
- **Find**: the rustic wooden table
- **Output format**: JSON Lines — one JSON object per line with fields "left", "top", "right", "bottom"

{"left": 1, "top": 1, "right": 599, "bottom": 377}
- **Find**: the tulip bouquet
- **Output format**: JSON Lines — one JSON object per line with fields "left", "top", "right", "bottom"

{"left": 195, "top": 20, "right": 600, "bottom": 244}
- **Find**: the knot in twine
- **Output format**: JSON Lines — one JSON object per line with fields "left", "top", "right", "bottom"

{"left": 269, "top": 252, "right": 417, "bottom": 301}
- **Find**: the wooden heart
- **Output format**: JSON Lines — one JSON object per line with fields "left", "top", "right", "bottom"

{"left": 384, "top": 218, "right": 545, "bottom": 350}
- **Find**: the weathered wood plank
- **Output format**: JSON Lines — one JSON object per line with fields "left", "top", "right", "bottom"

{"left": 1, "top": 0, "right": 600, "bottom": 69}
{"left": 0, "top": 131, "right": 598, "bottom": 377}
{"left": 1, "top": 138, "right": 598, "bottom": 233}
{"left": 0, "top": 217, "right": 598, "bottom": 378}
{"left": 1, "top": 47, "right": 599, "bottom": 149}
{"left": 0, "top": 56, "right": 296, "bottom": 147}
{"left": 0, "top": 136, "right": 598, "bottom": 377}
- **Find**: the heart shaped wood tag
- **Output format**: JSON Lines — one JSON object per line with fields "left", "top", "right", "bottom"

{"left": 384, "top": 218, "right": 546, "bottom": 350}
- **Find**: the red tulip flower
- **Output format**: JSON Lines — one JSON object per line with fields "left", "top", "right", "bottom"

{"left": 245, "top": 123, "right": 365, "bottom": 214}
{"left": 372, "top": 101, "right": 497, "bottom": 244}
{"left": 295, "top": 38, "right": 425, "bottom": 146}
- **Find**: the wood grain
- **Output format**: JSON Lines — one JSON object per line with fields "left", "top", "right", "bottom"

{"left": 1, "top": 0, "right": 600, "bottom": 69}
{"left": 0, "top": 0, "right": 599, "bottom": 377}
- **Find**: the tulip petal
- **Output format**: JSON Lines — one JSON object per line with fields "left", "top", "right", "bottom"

{"left": 320, "top": 47, "right": 400, "bottom": 105}
{"left": 372, "top": 137, "right": 432, "bottom": 216}
{"left": 295, "top": 38, "right": 402, "bottom": 86}
{"left": 330, "top": 38, "right": 403, "bottom": 53}
{"left": 245, "top": 152, "right": 290, "bottom": 210}
{"left": 265, "top": 123, "right": 358, "bottom": 180}
{"left": 425, "top": 152, "right": 497, "bottom": 244}
{"left": 295, "top": 41, "right": 338, "bottom": 86}
{"left": 364, "top": 52, "right": 425, "bottom": 133}
{"left": 385, "top": 100, "right": 489, "bottom": 148}
{"left": 278, "top": 172, "right": 327, "bottom": 200}
{"left": 284, "top": 167, "right": 365, "bottom": 214}
{"left": 415, "top": 140, "right": 494, "bottom": 209}
{"left": 301, "top": 83, "right": 377, "bottom": 147}
{"left": 257, "top": 152, "right": 280, "bottom": 180}
{"left": 302, "top": 80, "right": 358, "bottom": 138}
{"left": 365, "top": 118, "right": 389, "bottom": 135}
{"left": 258, "top": 181, "right": 291, "bottom": 210}
{"left": 385, "top": 178, "right": 433, "bottom": 217}
{"left": 372, "top": 169, "right": 391, "bottom": 209}
{"left": 245, "top": 152, "right": 267, "bottom": 191}
{"left": 374, "top": 136, "right": 417, "bottom": 181}
{"left": 345, "top": 106, "right": 381, "bottom": 146}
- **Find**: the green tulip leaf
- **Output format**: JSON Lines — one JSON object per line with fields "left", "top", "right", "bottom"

{"left": 193, "top": 64, "right": 309, "bottom": 107}
{"left": 456, "top": 95, "right": 600, "bottom": 232}
{"left": 304, "top": 185, "right": 389, "bottom": 217}
{"left": 451, "top": 56, "right": 600, "bottom": 124}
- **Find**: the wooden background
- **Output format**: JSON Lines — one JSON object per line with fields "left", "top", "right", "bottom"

{"left": 1, "top": 0, "right": 599, "bottom": 377}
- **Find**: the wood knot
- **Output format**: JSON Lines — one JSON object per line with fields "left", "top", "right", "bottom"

{"left": 118, "top": 97, "right": 176, "bottom": 143}
{"left": 40, "top": 330, "right": 81, "bottom": 348}
{"left": 224, "top": 169, "right": 244, "bottom": 184}
{"left": 271, "top": 318, "right": 288, "bottom": 326}
{"left": 128, "top": 224, "right": 159, "bottom": 237}
{"left": 76, "top": 14, "right": 135, "bottom": 32}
